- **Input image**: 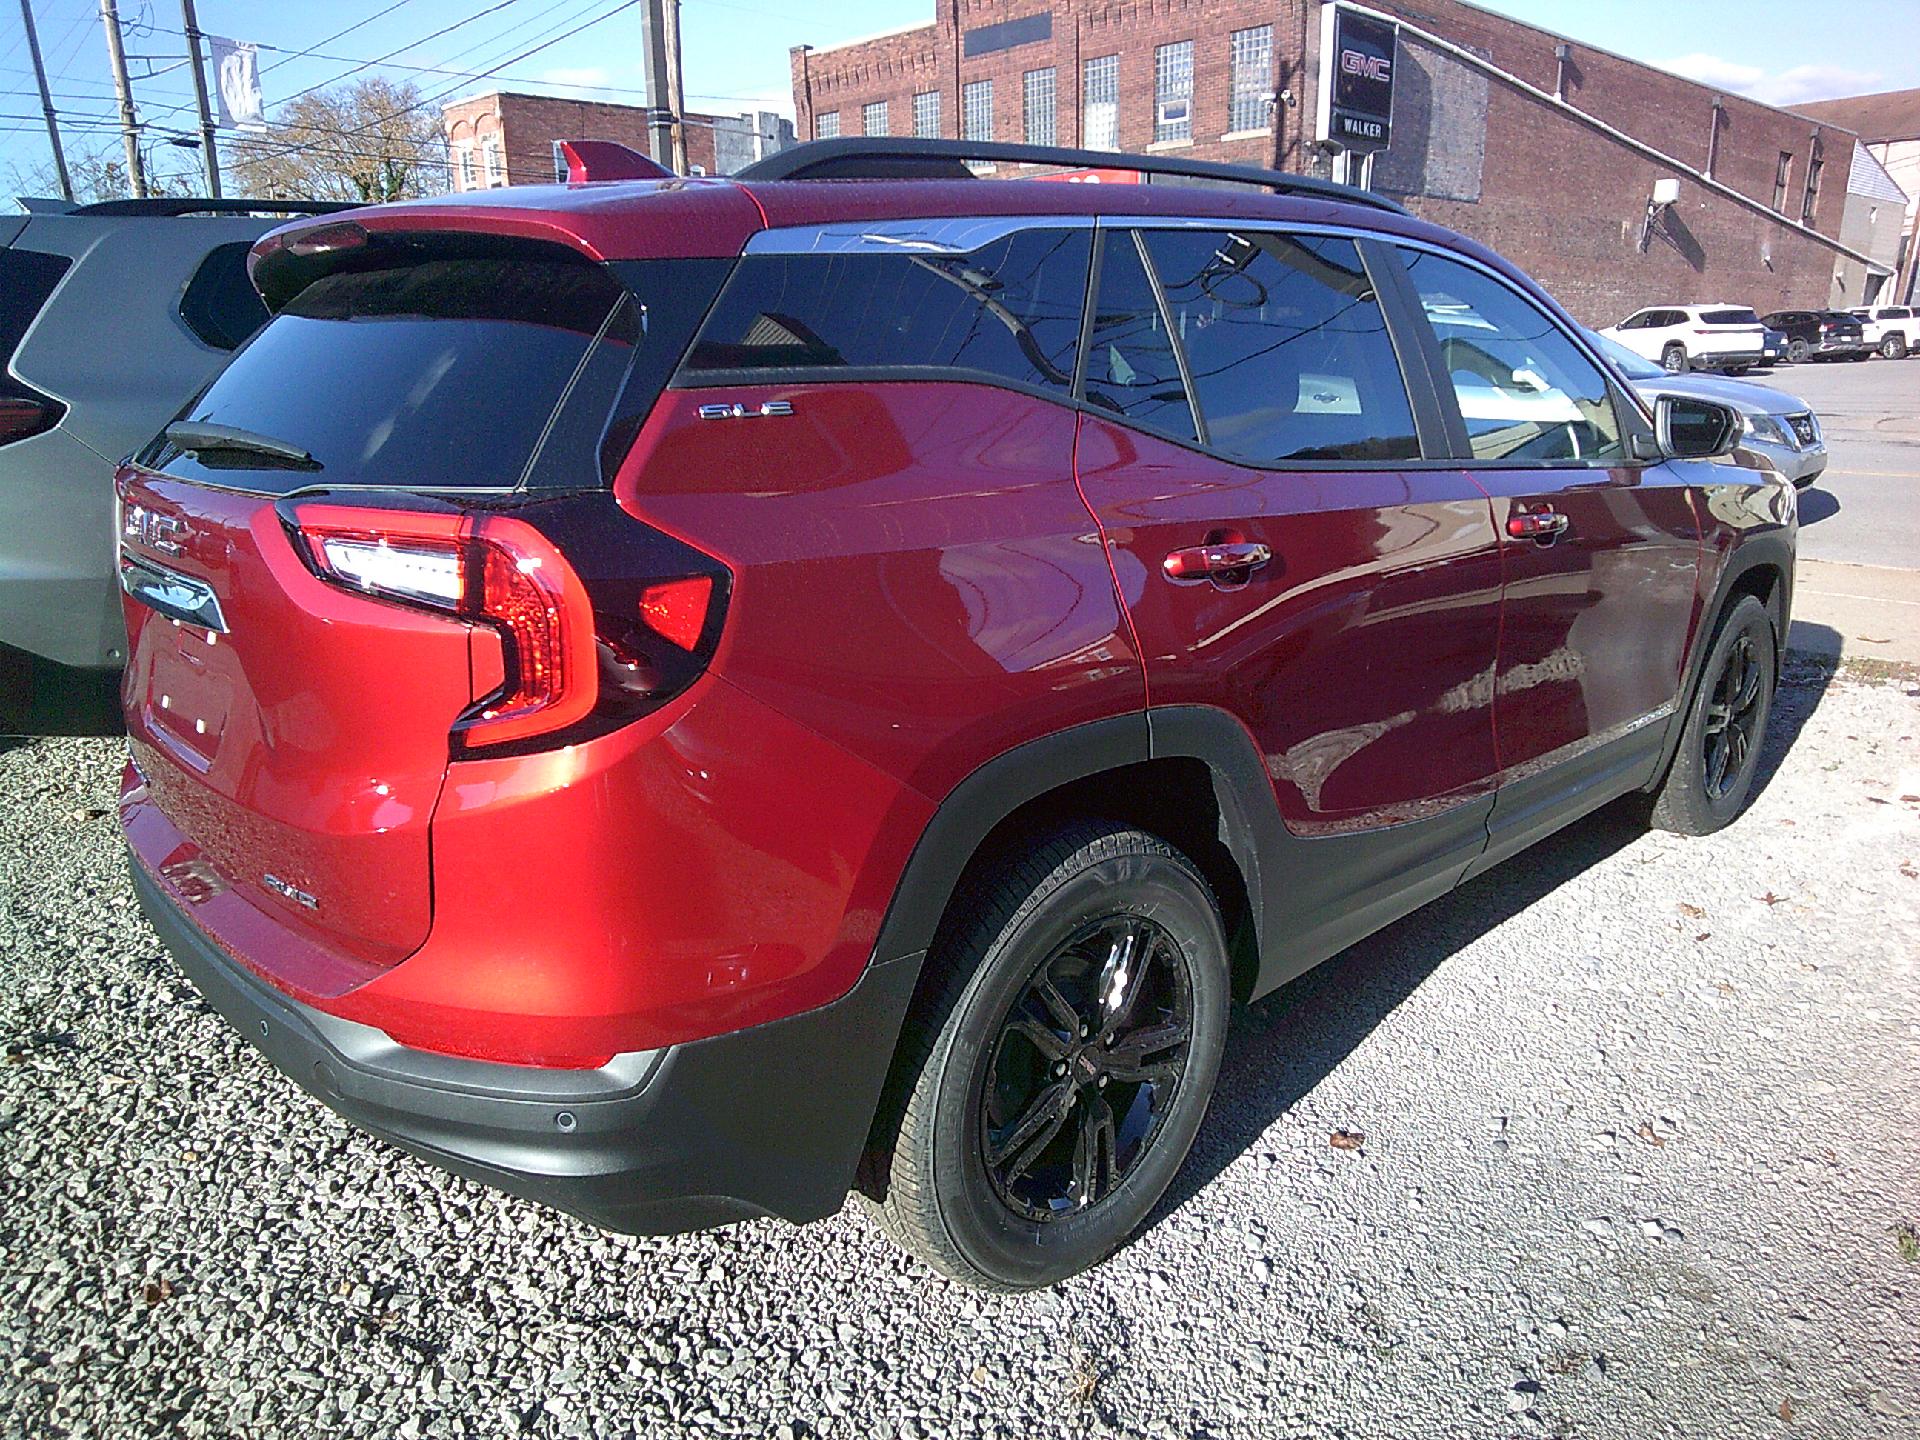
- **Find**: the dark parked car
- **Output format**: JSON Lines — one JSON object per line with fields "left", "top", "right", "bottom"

{"left": 0, "top": 196, "right": 342, "bottom": 703}
{"left": 1759, "top": 325, "right": 1788, "bottom": 366}
{"left": 117, "top": 138, "right": 1794, "bottom": 1290}
{"left": 1760, "top": 308, "right": 1870, "bottom": 362}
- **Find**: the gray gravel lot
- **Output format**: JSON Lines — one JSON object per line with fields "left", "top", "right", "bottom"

{"left": 3, "top": 658, "right": 1918, "bottom": 1440}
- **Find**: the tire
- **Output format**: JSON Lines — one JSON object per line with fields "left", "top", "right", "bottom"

{"left": 1880, "top": 336, "right": 1904, "bottom": 359}
{"left": 1649, "top": 595, "right": 1776, "bottom": 836}
{"left": 1661, "top": 343, "right": 1688, "bottom": 374}
{"left": 1788, "top": 339, "right": 1811, "bottom": 363}
{"left": 1848, "top": 351, "right": 1869, "bottom": 362}
{"left": 868, "top": 823, "right": 1230, "bottom": 1290}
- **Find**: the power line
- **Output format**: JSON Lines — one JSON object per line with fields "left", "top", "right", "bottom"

{"left": 238, "top": 0, "right": 641, "bottom": 169}
{"left": 259, "top": 0, "right": 419, "bottom": 74}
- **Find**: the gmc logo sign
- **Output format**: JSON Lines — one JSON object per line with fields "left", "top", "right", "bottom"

{"left": 1340, "top": 49, "right": 1391, "bottom": 82}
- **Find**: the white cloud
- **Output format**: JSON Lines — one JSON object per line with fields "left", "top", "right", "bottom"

{"left": 1659, "top": 53, "right": 1883, "bottom": 108}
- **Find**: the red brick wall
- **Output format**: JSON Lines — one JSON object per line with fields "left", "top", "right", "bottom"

{"left": 442, "top": 92, "right": 723, "bottom": 185}
{"left": 793, "top": 1, "right": 1865, "bottom": 325}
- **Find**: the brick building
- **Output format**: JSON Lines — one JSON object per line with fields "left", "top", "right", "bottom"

{"left": 441, "top": 91, "right": 796, "bottom": 188}
{"left": 790, "top": 0, "right": 1891, "bottom": 325}
{"left": 1795, "top": 88, "right": 1920, "bottom": 304}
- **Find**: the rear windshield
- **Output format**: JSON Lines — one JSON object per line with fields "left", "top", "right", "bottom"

{"left": 1700, "top": 308, "right": 1760, "bottom": 325}
{"left": 144, "top": 257, "right": 635, "bottom": 493}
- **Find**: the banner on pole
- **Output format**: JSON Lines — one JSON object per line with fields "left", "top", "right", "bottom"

{"left": 210, "top": 38, "right": 266, "bottom": 131}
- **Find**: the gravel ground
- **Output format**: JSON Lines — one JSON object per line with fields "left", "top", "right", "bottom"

{"left": 3, "top": 658, "right": 1918, "bottom": 1440}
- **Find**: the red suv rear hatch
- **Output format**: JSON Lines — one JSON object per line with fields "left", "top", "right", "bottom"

{"left": 119, "top": 234, "right": 703, "bottom": 995}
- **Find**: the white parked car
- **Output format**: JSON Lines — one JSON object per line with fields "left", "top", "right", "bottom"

{"left": 1848, "top": 305, "right": 1915, "bottom": 359}
{"left": 1599, "top": 304, "right": 1768, "bottom": 374}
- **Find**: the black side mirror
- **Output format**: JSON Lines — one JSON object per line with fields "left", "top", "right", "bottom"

{"left": 1656, "top": 395, "right": 1741, "bottom": 459}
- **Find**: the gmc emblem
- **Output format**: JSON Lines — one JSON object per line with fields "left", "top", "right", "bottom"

{"left": 1340, "top": 49, "right": 1391, "bottom": 82}
{"left": 121, "top": 503, "right": 187, "bottom": 556}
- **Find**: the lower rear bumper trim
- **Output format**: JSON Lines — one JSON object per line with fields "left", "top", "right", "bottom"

{"left": 130, "top": 855, "right": 922, "bottom": 1235}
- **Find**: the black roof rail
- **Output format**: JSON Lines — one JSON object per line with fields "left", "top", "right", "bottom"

{"left": 66, "top": 197, "right": 356, "bottom": 219}
{"left": 734, "top": 137, "right": 1410, "bottom": 216}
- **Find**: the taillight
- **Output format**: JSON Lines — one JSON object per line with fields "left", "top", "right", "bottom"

{"left": 281, "top": 494, "right": 728, "bottom": 753}
{"left": 0, "top": 395, "right": 59, "bottom": 445}
{"left": 285, "top": 503, "right": 598, "bottom": 749}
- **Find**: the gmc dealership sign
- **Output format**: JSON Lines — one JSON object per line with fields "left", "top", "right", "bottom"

{"left": 1316, "top": 3, "right": 1398, "bottom": 152}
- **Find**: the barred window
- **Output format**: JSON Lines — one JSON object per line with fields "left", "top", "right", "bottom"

{"left": 815, "top": 110, "right": 841, "bottom": 139}
{"left": 1023, "top": 68, "right": 1057, "bottom": 146}
{"left": 913, "top": 90, "right": 941, "bottom": 138}
{"left": 1083, "top": 54, "right": 1119, "bottom": 150}
{"left": 963, "top": 78, "right": 994, "bottom": 142}
{"left": 862, "top": 100, "right": 888, "bottom": 136}
{"left": 1154, "top": 41, "right": 1193, "bottom": 143}
{"left": 1229, "top": 26, "right": 1273, "bottom": 133}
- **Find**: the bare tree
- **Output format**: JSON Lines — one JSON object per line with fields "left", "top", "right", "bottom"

{"left": 229, "top": 77, "right": 447, "bottom": 203}
{"left": 6, "top": 140, "right": 196, "bottom": 204}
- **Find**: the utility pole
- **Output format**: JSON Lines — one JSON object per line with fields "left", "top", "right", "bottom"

{"left": 19, "top": 0, "right": 72, "bottom": 201}
{"left": 178, "top": 0, "right": 220, "bottom": 196}
{"left": 98, "top": 0, "right": 147, "bottom": 198}
{"left": 662, "top": 0, "right": 687, "bottom": 174}
{"left": 637, "top": 0, "right": 675, "bottom": 170}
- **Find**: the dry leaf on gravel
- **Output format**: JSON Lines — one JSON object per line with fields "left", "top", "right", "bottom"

{"left": 1329, "top": 1130, "right": 1366, "bottom": 1151}
{"left": 1635, "top": 1122, "right": 1666, "bottom": 1147}
{"left": 1677, "top": 902, "right": 1706, "bottom": 919}
{"left": 141, "top": 1278, "right": 173, "bottom": 1307}
{"left": 1779, "top": 1397, "right": 1795, "bottom": 1423}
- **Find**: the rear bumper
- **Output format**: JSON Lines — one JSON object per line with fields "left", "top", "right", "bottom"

{"left": 131, "top": 856, "right": 921, "bottom": 1234}
{"left": 1696, "top": 349, "right": 1763, "bottom": 369}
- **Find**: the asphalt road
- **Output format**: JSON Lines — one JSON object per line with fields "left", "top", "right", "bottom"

{"left": 1751, "top": 356, "right": 1920, "bottom": 572}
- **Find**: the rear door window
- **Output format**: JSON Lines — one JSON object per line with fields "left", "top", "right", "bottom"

{"left": 146, "top": 255, "right": 638, "bottom": 493}
{"left": 681, "top": 226, "right": 1090, "bottom": 393}
{"left": 1138, "top": 228, "right": 1418, "bottom": 464}
{"left": 1398, "top": 248, "right": 1625, "bottom": 464}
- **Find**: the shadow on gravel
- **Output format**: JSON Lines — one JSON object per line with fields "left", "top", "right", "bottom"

{"left": 1148, "top": 636, "right": 1843, "bottom": 1231}
{"left": 0, "top": 645, "right": 123, "bottom": 742}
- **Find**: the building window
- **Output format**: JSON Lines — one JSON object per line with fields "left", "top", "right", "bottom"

{"left": 862, "top": 100, "right": 888, "bottom": 136}
{"left": 964, "top": 78, "right": 993, "bottom": 143}
{"left": 1083, "top": 54, "right": 1119, "bottom": 150}
{"left": 815, "top": 110, "right": 840, "bottom": 139}
{"left": 1023, "top": 67, "right": 1056, "bottom": 147}
{"left": 481, "top": 135, "right": 502, "bottom": 186}
{"left": 1773, "top": 151, "right": 1793, "bottom": 212}
{"left": 1155, "top": 40, "right": 1194, "bottom": 144}
{"left": 1802, "top": 152, "right": 1823, "bottom": 225}
{"left": 914, "top": 89, "right": 941, "bottom": 138}
{"left": 1229, "top": 26, "right": 1273, "bottom": 134}
{"left": 454, "top": 144, "right": 476, "bottom": 191}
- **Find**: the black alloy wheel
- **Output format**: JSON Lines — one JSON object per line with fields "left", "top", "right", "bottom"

{"left": 981, "top": 915, "right": 1194, "bottom": 1221}
{"left": 1648, "top": 593, "right": 1776, "bottom": 835}
{"left": 1702, "top": 629, "right": 1764, "bottom": 801}
{"left": 866, "top": 824, "right": 1230, "bottom": 1290}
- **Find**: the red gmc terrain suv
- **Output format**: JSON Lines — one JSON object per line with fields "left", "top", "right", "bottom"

{"left": 116, "top": 138, "right": 1795, "bottom": 1290}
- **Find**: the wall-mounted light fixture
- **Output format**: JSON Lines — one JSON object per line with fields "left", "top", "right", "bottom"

{"left": 1639, "top": 176, "right": 1681, "bottom": 254}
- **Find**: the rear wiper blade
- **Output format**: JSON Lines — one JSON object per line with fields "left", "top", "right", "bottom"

{"left": 164, "top": 420, "right": 320, "bottom": 469}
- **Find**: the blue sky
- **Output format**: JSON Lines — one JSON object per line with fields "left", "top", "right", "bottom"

{"left": 1, "top": 0, "right": 1916, "bottom": 189}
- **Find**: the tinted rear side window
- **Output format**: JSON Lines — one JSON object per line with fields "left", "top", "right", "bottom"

{"left": 1701, "top": 308, "right": 1760, "bottom": 325}
{"left": 682, "top": 227, "right": 1090, "bottom": 392}
{"left": 1140, "top": 228, "right": 1418, "bottom": 464}
{"left": 179, "top": 241, "right": 269, "bottom": 350}
{"left": 0, "top": 248, "right": 70, "bottom": 382}
{"left": 147, "top": 257, "right": 636, "bottom": 493}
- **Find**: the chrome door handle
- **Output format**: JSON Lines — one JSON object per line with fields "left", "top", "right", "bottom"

{"left": 1162, "top": 542, "right": 1271, "bottom": 579}
{"left": 1507, "top": 510, "right": 1570, "bottom": 541}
